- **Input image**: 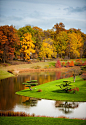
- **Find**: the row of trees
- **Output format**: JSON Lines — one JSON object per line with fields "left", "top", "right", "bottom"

{"left": 0, "top": 23, "right": 86, "bottom": 63}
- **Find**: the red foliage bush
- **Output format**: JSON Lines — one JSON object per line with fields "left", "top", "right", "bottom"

{"left": 55, "top": 59, "right": 61, "bottom": 68}
{"left": 69, "top": 87, "right": 79, "bottom": 94}
{"left": 82, "top": 61, "right": 86, "bottom": 66}
{"left": 66, "top": 61, "right": 70, "bottom": 67}
{"left": 75, "top": 59, "right": 82, "bottom": 66}
{"left": 69, "top": 61, "right": 74, "bottom": 67}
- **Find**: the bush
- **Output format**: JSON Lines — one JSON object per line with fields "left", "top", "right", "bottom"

{"left": 81, "top": 73, "right": 86, "bottom": 80}
{"left": 44, "top": 65, "right": 49, "bottom": 69}
{"left": 62, "top": 62, "right": 65, "bottom": 67}
{"left": 81, "top": 65, "right": 86, "bottom": 71}
{"left": 38, "top": 89, "right": 42, "bottom": 92}
{"left": 69, "top": 61, "right": 74, "bottom": 67}
{"left": 75, "top": 59, "right": 82, "bottom": 66}
{"left": 55, "top": 59, "right": 61, "bottom": 68}
{"left": 69, "top": 87, "right": 79, "bottom": 94}
{"left": 66, "top": 61, "right": 70, "bottom": 67}
{"left": 82, "top": 61, "right": 86, "bottom": 66}
{"left": 31, "top": 66, "right": 41, "bottom": 69}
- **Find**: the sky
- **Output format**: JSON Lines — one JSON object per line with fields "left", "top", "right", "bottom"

{"left": 0, "top": 0, "right": 86, "bottom": 33}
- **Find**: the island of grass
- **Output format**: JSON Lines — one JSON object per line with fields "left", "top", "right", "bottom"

{"left": 16, "top": 75, "right": 86, "bottom": 102}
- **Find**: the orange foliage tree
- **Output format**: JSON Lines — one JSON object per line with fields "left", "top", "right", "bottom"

{"left": 0, "top": 25, "right": 20, "bottom": 63}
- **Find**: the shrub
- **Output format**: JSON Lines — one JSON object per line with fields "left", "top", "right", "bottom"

{"left": 62, "top": 62, "right": 65, "bottom": 67}
{"left": 69, "top": 61, "right": 74, "bottom": 67}
{"left": 81, "top": 65, "right": 86, "bottom": 71}
{"left": 44, "top": 65, "right": 49, "bottom": 69}
{"left": 55, "top": 59, "right": 61, "bottom": 68}
{"left": 75, "top": 59, "right": 82, "bottom": 66}
{"left": 66, "top": 61, "right": 70, "bottom": 67}
{"left": 69, "top": 87, "right": 79, "bottom": 94}
{"left": 38, "top": 89, "right": 42, "bottom": 92}
{"left": 81, "top": 73, "right": 86, "bottom": 80}
{"left": 82, "top": 61, "right": 86, "bottom": 66}
{"left": 31, "top": 66, "right": 41, "bottom": 69}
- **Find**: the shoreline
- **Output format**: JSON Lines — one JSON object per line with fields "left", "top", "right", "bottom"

{"left": 0, "top": 66, "right": 80, "bottom": 80}
{"left": 19, "top": 67, "right": 68, "bottom": 73}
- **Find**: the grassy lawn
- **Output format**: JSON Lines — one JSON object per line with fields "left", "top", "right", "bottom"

{"left": 0, "top": 70, "right": 14, "bottom": 80}
{"left": 16, "top": 76, "right": 86, "bottom": 102}
{"left": 0, "top": 117, "right": 86, "bottom": 125}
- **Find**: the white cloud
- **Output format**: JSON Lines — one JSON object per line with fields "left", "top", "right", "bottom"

{"left": 0, "top": 0, "right": 86, "bottom": 33}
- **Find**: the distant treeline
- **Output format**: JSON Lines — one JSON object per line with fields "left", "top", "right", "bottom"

{"left": 0, "top": 22, "right": 86, "bottom": 63}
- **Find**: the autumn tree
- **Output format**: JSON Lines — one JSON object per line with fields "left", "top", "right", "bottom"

{"left": 0, "top": 25, "right": 20, "bottom": 63}
{"left": 66, "top": 32, "right": 83, "bottom": 58}
{"left": 54, "top": 31, "right": 68, "bottom": 58}
{"left": 32, "top": 26, "right": 44, "bottom": 57}
{"left": 39, "top": 38, "right": 57, "bottom": 61}
{"left": 17, "top": 25, "right": 43, "bottom": 58}
{"left": 17, "top": 25, "right": 36, "bottom": 41}
{"left": 68, "top": 68, "right": 81, "bottom": 82}
{"left": 20, "top": 33, "right": 35, "bottom": 61}
{"left": 53, "top": 22, "right": 65, "bottom": 34}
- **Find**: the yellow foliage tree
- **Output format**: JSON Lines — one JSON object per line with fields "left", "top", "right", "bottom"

{"left": 54, "top": 31, "right": 68, "bottom": 58}
{"left": 67, "top": 32, "right": 83, "bottom": 58}
{"left": 39, "top": 38, "right": 57, "bottom": 61}
{"left": 20, "top": 33, "right": 35, "bottom": 61}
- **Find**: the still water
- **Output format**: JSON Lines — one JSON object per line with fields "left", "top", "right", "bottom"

{"left": 0, "top": 71, "right": 86, "bottom": 119}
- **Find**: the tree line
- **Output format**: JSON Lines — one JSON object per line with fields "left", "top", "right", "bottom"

{"left": 0, "top": 22, "right": 86, "bottom": 63}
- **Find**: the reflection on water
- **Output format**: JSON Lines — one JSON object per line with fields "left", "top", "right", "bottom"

{"left": 22, "top": 97, "right": 38, "bottom": 107}
{"left": 55, "top": 101, "right": 79, "bottom": 114}
{"left": 0, "top": 71, "right": 86, "bottom": 118}
{"left": 13, "top": 98, "right": 86, "bottom": 118}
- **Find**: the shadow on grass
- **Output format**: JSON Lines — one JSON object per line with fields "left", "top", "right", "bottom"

{"left": 52, "top": 89, "right": 74, "bottom": 94}
{"left": 21, "top": 89, "right": 30, "bottom": 92}
{"left": 52, "top": 89, "right": 65, "bottom": 93}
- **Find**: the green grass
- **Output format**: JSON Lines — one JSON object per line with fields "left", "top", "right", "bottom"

{"left": 16, "top": 76, "right": 86, "bottom": 102}
{"left": 0, "top": 117, "right": 86, "bottom": 125}
{"left": 0, "top": 70, "right": 14, "bottom": 80}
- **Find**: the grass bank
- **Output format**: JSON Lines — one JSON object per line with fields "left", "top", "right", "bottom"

{"left": 16, "top": 76, "right": 86, "bottom": 102}
{"left": 0, "top": 70, "right": 14, "bottom": 80}
{"left": 0, "top": 117, "right": 86, "bottom": 125}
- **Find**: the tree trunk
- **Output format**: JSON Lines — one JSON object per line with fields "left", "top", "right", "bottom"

{"left": 44, "top": 57, "right": 45, "bottom": 62}
{"left": 73, "top": 74, "right": 76, "bottom": 82}
{"left": 3, "top": 50, "right": 6, "bottom": 63}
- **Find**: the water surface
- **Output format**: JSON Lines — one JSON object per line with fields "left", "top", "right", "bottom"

{"left": 0, "top": 71, "right": 86, "bottom": 118}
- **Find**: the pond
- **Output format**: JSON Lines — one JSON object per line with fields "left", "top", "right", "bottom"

{"left": 0, "top": 71, "right": 86, "bottom": 119}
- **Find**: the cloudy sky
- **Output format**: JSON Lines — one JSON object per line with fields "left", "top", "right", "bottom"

{"left": 0, "top": 0, "right": 86, "bottom": 33}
